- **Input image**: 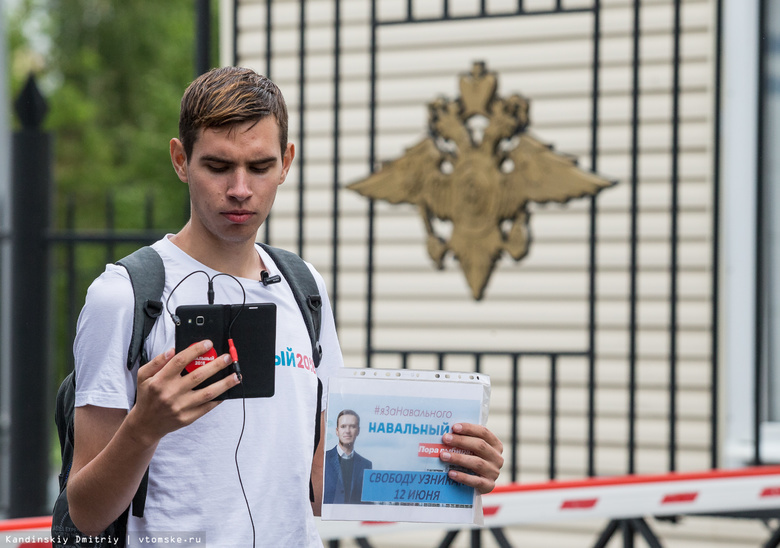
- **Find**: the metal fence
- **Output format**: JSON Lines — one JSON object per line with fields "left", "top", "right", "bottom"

{"left": 235, "top": 0, "right": 725, "bottom": 545}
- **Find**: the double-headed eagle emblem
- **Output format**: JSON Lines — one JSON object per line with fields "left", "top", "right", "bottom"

{"left": 348, "top": 62, "right": 613, "bottom": 300}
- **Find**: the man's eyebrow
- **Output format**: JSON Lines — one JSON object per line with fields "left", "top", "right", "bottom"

{"left": 249, "top": 156, "right": 278, "bottom": 165}
{"left": 199, "top": 154, "right": 278, "bottom": 164}
{"left": 199, "top": 154, "right": 232, "bottom": 164}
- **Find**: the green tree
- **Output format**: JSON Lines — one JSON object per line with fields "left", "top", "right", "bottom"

{"left": 7, "top": 0, "right": 218, "bottom": 229}
{"left": 48, "top": 0, "right": 204, "bottom": 228}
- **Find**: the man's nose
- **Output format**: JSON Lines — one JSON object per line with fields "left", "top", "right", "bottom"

{"left": 227, "top": 169, "right": 253, "bottom": 200}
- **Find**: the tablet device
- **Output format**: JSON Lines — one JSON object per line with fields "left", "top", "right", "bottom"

{"left": 175, "top": 303, "right": 276, "bottom": 400}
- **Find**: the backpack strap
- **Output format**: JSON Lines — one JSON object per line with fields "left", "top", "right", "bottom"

{"left": 257, "top": 243, "right": 324, "bottom": 503}
{"left": 115, "top": 245, "right": 165, "bottom": 518}
{"left": 54, "top": 372, "right": 76, "bottom": 489}
{"left": 116, "top": 246, "right": 165, "bottom": 371}
{"left": 257, "top": 243, "right": 323, "bottom": 366}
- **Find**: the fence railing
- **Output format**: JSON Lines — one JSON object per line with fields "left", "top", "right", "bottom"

{"left": 371, "top": 349, "right": 592, "bottom": 484}
{"left": 48, "top": 192, "right": 179, "bottom": 376}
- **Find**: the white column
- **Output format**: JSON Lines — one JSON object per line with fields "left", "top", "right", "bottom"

{"left": 722, "top": 0, "right": 762, "bottom": 466}
{"left": 219, "top": 0, "right": 237, "bottom": 67}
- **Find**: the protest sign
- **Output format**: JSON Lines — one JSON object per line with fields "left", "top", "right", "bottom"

{"left": 321, "top": 368, "right": 490, "bottom": 524}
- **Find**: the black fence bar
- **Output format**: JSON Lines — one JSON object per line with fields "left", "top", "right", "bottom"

{"left": 755, "top": 0, "right": 768, "bottom": 465}
{"left": 711, "top": 0, "right": 723, "bottom": 471}
{"left": 628, "top": 0, "right": 641, "bottom": 476}
{"left": 231, "top": 0, "right": 239, "bottom": 66}
{"left": 332, "top": 0, "right": 342, "bottom": 325}
{"left": 265, "top": 0, "right": 272, "bottom": 78}
{"left": 490, "top": 528, "right": 512, "bottom": 548}
{"left": 669, "top": 0, "right": 682, "bottom": 473}
{"left": 549, "top": 354, "right": 558, "bottom": 480}
{"left": 8, "top": 75, "right": 52, "bottom": 517}
{"left": 195, "top": 0, "right": 211, "bottom": 76}
{"left": 587, "top": 0, "right": 601, "bottom": 479}
{"left": 511, "top": 355, "right": 520, "bottom": 482}
{"left": 377, "top": 6, "right": 592, "bottom": 26}
{"left": 372, "top": 349, "right": 588, "bottom": 359}
{"left": 438, "top": 531, "right": 458, "bottom": 548}
{"left": 65, "top": 197, "right": 77, "bottom": 374}
{"left": 470, "top": 529, "right": 480, "bottom": 548}
{"left": 297, "top": 0, "right": 306, "bottom": 257}
{"left": 365, "top": 0, "right": 378, "bottom": 369}
{"left": 263, "top": 0, "right": 273, "bottom": 244}
{"left": 48, "top": 230, "right": 168, "bottom": 244}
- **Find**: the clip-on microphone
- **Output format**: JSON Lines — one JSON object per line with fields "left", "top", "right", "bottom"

{"left": 261, "top": 270, "right": 281, "bottom": 286}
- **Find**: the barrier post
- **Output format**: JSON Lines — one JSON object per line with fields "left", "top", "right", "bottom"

{"left": 8, "top": 74, "right": 52, "bottom": 518}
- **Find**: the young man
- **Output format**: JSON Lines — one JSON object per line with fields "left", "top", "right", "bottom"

{"left": 323, "top": 410, "right": 372, "bottom": 504}
{"left": 66, "top": 66, "right": 504, "bottom": 547}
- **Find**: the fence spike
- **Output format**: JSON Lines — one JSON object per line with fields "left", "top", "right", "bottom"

{"left": 14, "top": 73, "right": 48, "bottom": 129}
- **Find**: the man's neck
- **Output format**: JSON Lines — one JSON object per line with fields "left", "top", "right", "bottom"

{"left": 170, "top": 223, "right": 265, "bottom": 279}
{"left": 338, "top": 443, "right": 354, "bottom": 456}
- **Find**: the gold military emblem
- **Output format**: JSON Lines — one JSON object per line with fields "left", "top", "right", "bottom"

{"left": 349, "top": 62, "right": 613, "bottom": 300}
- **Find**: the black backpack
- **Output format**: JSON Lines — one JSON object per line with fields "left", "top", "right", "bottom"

{"left": 52, "top": 244, "right": 324, "bottom": 547}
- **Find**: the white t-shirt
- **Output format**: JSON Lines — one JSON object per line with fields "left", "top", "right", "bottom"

{"left": 74, "top": 236, "right": 343, "bottom": 547}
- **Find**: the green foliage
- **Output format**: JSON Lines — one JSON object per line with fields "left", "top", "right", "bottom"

{"left": 6, "top": 0, "right": 221, "bottom": 229}
{"left": 46, "top": 0, "right": 200, "bottom": 228}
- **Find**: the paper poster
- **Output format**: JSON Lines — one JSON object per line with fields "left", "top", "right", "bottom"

{"left": 321, "top": 368, "right": 491, "bottom": 524}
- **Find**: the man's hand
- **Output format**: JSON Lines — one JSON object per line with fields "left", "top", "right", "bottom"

{"left": 68, "top": 340, "right": 240, "bottom": 536}
{"left": 126, "top": 340, "right": 241, "bottom": 446}
{"left": 439, "top": 423, "right": 504, "bottom": 494}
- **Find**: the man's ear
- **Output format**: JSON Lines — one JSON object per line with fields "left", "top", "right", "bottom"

{"left": 170, "top": 138, "right": 189, "bottom": 183}
{"left": 279, "top": 142, "right": 295, "bottom": 185}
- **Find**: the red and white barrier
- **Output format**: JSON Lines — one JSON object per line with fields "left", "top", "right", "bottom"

{"left": 0, "top": 517, "right": 53, "bottom": 547}
{"left": 318, "top": 465, "right": 780, "bottom": 539}
{"left": 5, "top": 467, "right": 780, "bottom": 544}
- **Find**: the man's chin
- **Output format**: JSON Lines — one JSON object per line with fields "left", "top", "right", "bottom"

{"left": 218, "top": 224, "right": 261, "bottom": 243}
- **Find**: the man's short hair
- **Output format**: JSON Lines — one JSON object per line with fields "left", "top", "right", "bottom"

{"left": 178, "top": 66, "right": 289, "bottom": 160}
{"left": 337, "top": 409, "right": 360, "bottom": 427}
